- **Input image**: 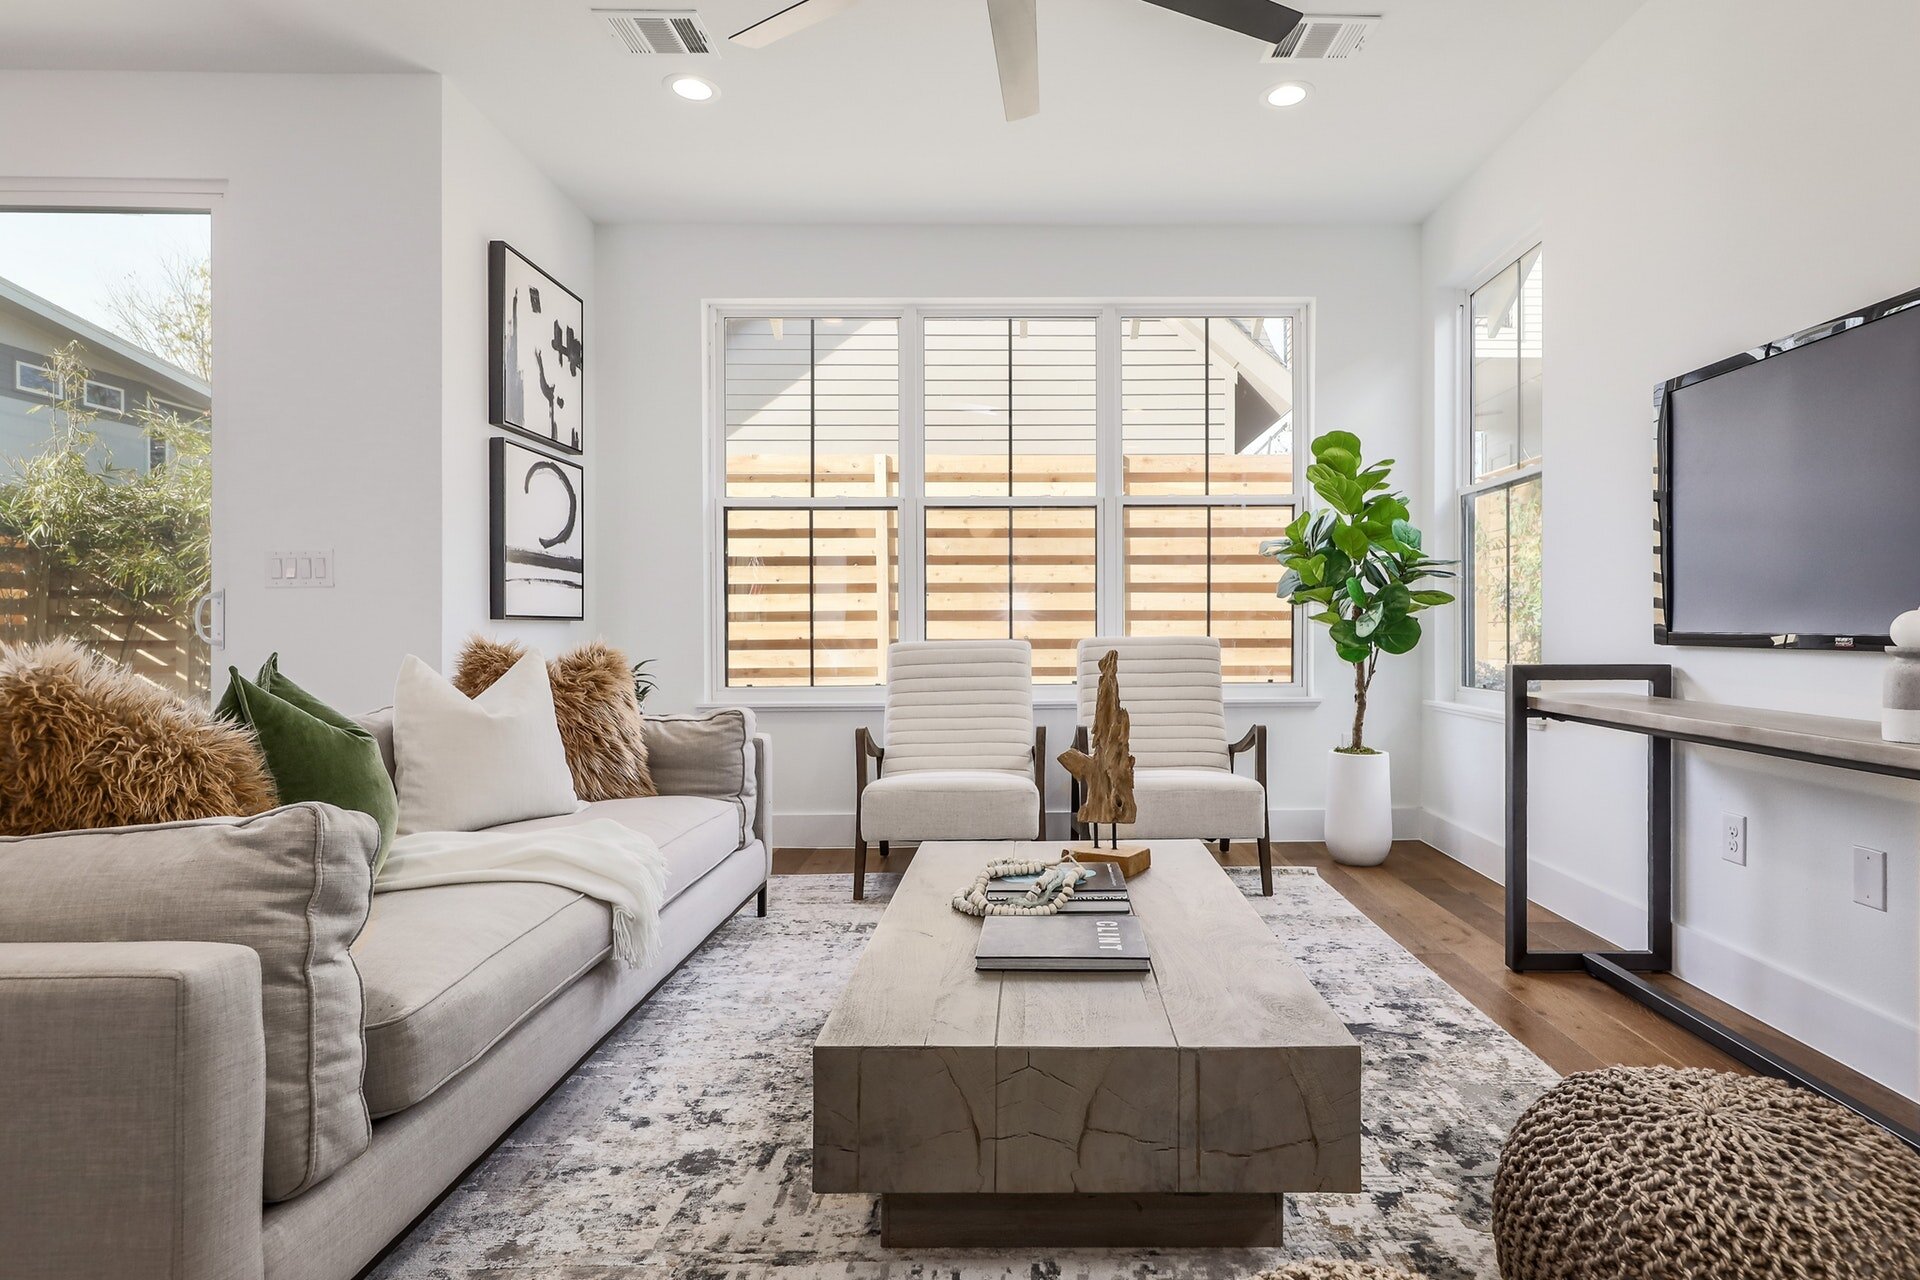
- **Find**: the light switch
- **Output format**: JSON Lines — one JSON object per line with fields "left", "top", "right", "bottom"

{"left": 267, "top": 550, "right": 335, "bottom": 588}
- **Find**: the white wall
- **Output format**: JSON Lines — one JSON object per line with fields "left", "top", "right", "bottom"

{"left": 0, "top": 72, "right": 445, "bottom": 710}
{"left": 1417, "top": 0, "right": 1920, "bottom": 1098}
{"left": 439, "top": 82, "right": 596, "bottom": 663}
{"left": 594, "top": 222, "right": 1424, "bottom": 846}
{"left": 0, "top": 73, "right": 597, "bottom": 709}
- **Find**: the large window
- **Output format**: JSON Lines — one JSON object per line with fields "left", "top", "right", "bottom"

{"left": 0, "top": 208, "right": 214, "bottom": 698}
{"left": 712, "top": 305, "right": 1305, "bottom": 694}
{"left": 1461, "top": 247, "right": 1543, "bottom": 692}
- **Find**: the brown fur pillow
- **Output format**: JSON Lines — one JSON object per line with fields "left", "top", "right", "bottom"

{"left": 0, "top": 639, "right": 278, "bottom": 835}
{"left": 453, "top": 637, "right": 655, "bottom": 802}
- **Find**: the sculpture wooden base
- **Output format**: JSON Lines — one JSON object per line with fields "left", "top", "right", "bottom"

{"left": 879, "top": 1192, "right": 1283, "bottom": 1248}
{"left": 1060, "top": 841, "right": 1151, "bottom": 878}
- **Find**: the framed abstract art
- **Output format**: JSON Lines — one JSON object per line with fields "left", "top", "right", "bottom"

{"left": 489, "top": 240, "right": 584, "bottom": 455}
{"left": 490, "top": 436, "right": 585, "bottom": 620}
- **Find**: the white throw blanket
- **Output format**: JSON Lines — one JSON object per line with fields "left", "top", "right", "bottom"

{"left": 377, "top": 820, "right": 668, "bottom": 967}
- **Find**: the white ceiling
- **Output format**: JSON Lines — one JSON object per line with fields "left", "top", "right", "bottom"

{"left": 1, "top": 0, "right": 1643, "bottom": 224}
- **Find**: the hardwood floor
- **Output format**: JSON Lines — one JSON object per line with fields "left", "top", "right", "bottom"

{"left": 773, "top": 839, "right": 1920, "bottom": 1131}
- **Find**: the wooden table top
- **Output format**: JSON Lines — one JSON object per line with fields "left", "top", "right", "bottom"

{"left": 816, "top": 839, "right": 1357, "bottom": 1055}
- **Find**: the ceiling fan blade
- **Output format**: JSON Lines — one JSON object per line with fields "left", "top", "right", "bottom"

{"left": 730, "top": 0, "right": 862, "bottom": 48}
{"left": 1138, "top": 0, "right": 1303, "bottom": 45}
{"left": 987, "top": 0, "right": 1040, "bottom": 121}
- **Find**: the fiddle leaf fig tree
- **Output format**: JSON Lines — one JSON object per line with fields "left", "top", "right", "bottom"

{"left": 1260, "top": 431, "right": 1455, "bottom": 754}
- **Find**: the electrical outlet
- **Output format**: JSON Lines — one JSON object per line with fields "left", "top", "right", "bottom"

{"left": 1721, "top": 813, "right": 1747, "bottom": 865}
{"left": 1853, "top": 846, "right": 1888, "bottom": 911}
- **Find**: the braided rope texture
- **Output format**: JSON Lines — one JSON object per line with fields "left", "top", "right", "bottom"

{"left": 1494, "top": 1067, "right": 1920, "bottom": 1280}
{"left": 1253, "top": 1263, "right": 1422, "bottom": 1279}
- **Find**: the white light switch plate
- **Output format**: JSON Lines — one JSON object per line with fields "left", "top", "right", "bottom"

{"left": 1853, "top": 845, "right": 1888, "bottom": 912}
{"left": 267, "top": 550, "right": 334, "bottom": 588}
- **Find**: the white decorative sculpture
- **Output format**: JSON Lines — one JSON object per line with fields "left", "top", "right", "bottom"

{"left": 952, "top": 853, "right": 1093, "bottom": 917}
{"left": 1892, "top": 608, "right": 1920, "bottom": 650}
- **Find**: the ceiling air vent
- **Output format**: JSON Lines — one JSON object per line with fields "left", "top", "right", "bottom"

{"left": 1268, "top": 14, "right": 1379, "bottom": 60}
{"left": 596, "top": 9, "right": 714, "bottom": 55}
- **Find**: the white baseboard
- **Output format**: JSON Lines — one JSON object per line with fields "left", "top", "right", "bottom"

{"left": 1416, "top": 809, "right": 1919, "bottom": 1101}
{"left": 773, "top": 805, "right": 1425, "bottom": 850}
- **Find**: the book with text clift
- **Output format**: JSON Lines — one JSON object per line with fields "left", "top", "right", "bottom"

{"left": 974, "top": 913, "right": 1151, "bottom": 972}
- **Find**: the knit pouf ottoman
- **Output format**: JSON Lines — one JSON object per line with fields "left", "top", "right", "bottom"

{"left": 1253, "top": 1264, "right": 1422, "bottom": 1280}
{"left": 1494, "top": 1067, "right": 1920, "bottom": 1280}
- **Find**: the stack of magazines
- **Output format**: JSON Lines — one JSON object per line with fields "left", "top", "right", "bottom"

{"left": 974, "top": 862, "right": 1150, "bottom": 972}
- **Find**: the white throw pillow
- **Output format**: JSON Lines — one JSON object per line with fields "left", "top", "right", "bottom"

{"left": 392, "top": 652, "right": 581, "bottom": 834}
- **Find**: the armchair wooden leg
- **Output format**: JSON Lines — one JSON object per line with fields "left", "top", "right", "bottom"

{"left": 878, "top": 841, "right": 890, "bottom": 859}
{"left": 1216, "top": 838, "right": 1230, "bottom": 856}
{"left": 854, "top": 834, "right": 868, "bottom": 901}
{"left": 757, "top": 883, "right": 769, "bottom": 916}
{"left": 1257, "top": 836, "right": 1273, "bottom": 896}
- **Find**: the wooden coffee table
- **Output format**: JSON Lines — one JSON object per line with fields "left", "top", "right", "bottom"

{"left": 813, "top": 839, "right": 1362, "bottom": 1248}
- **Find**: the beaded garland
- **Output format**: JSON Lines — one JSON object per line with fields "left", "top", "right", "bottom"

{"left": 951, "top": 853, "right": 1093, "bottom": 917}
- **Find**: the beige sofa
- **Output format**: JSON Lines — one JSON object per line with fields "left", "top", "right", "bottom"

{"left": 0, "top": 710, "right": 771, "bottom": 1280}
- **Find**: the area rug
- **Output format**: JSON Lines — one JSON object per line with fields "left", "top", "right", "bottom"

{"left": 371, "top": 868, "right": 1560, "bottom": 1280}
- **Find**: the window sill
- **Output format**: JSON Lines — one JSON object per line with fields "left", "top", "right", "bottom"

{"left": 704, "top": 692, "right": 1324, "bottom": 713}
{"left": 1423, "top": 698, "right": 1505, "bottom": 725}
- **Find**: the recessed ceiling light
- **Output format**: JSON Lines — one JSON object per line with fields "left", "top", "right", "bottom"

{"left": 1263, "top": 81, "right": 1310, "bottom": 108}
{"left": 666, "top": 74, "right": 717, "bottom": 102}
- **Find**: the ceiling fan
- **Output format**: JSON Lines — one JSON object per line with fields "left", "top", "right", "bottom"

{"left": 728, "top": 0, "right": 1304, "bottom": 121}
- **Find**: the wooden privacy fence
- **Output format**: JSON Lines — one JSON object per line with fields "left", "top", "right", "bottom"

{"left": 724, "top": 453, "right": 1295, "bottom": 689}
{"left": 0, "top": 536, "right": 210, "bottom": 698}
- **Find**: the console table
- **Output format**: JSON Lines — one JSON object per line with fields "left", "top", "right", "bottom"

{"left": 1505, "top": 662, "right": 1919, "bottom": 1150}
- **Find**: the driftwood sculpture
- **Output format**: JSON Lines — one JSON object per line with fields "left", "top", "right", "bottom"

{"left": 1058, "top": 649, "right": 1137, "bottom": 840}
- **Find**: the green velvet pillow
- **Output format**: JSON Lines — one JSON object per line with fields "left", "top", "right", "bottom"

{"left": 217, "top": 654, "right": 399, "bottom": 877}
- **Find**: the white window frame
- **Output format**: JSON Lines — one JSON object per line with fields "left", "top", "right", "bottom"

{"left": 82, "top": 379, "right": 126, "bottom": 415}
{"left": 1455, "top": 245, "right": 1544, "bottom": 706}
{"left": 14, "top": 360, "right": 58, "bottom": 398}
{"left": 704, "top": 299, "right": 1313, "bottom": 708}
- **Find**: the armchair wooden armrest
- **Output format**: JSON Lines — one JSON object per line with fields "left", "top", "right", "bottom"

{"left": 1031, "top": 725, "right": 1047, "bottom": 839}
{"left": 1067, "top": 724, "right": 1089, "bottom": 840}
{"left": 1227, "top": 723, "right": 1268, "bottom": 787}
{"left": 853, "top": 728, "right": 885, "bottom": 901}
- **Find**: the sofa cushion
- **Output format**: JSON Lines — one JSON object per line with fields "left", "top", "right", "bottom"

{"left": 488, "top": 795, "right": 742, "bottom": 903}
{"left": 640, "top": 709, "right": 758, "bottom": 848}
{"left": 859, "top": 769, "right": 1040, "bottom": 841}
{"left": 0, "top": 802, "right": 376, "bottom": 1201}
{"left": 357, "top": 794, "right": 745, "bottom": 1115}
{"left": 1120, "top": 766, "right": 1267, "bottom": 839}
{"left": 355, "top": 882, "right": 608, "bottom": 1117}
{"left": 392, "top": 652, "right": 579, "bottom": 834}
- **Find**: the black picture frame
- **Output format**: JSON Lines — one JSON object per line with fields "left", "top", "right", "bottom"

{"left": 1652, "top": 282, "right": 1920, "bottom": 652}
{"left": 490, "top": 436, "right": 586, "bottom": 621}
{"left": 488, "top": 240, "right": 585, "bottom": 456}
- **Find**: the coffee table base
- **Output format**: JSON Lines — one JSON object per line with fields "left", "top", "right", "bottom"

{"left": 879, "top": 1192, "right": 1284, "bottom": 1248}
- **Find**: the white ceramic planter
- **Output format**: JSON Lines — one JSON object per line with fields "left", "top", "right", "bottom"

{"left": 1325, "top": 748, "right": 1392, "bottom": 866}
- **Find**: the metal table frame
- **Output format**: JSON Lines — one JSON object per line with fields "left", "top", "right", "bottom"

{"left": 1505, "top": 662, "right": 1919, "bottom": 1150}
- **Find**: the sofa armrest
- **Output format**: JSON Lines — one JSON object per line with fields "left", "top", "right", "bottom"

{"left": 752, "top": 731, "right": 772, "bottom": 854}
{"left": 0, "top": 941, "right": 266, "bottom": 1280}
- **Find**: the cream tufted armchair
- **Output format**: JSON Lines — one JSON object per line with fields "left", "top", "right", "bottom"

{"left": 1069, "top": 636, "right": 1272, "bottom": 894}
{"left": 852, "top": 639, "right": 1045, "bottom": 900}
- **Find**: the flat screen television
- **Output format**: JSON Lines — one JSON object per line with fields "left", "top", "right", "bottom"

{"left": 1655, "top": 284, "right": 1920, "bottom": 651}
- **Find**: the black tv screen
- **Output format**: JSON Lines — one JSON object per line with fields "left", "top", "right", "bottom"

{"left": 1657, "top": 286, "right": 1920, "bottom": 650}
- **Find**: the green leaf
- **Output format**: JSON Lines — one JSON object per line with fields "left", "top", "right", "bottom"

{"left": 1344, "top": 575, "right": 1367, "bottom": 605}
{"left": 1391, "top": 518, "right": 1421, "bottom": 551}
{"left": 1315, "top": 445, "right": 1360, "bottom": 477}
{"left": 1274, "top": 569, "right": 1302, "bottom": 598}
{"left": 1332, "top": 520, "right": 1370, "bottom": 559}
{"left": 1354, "top": 603, "right": 1385, "bottom": 638}
{"left": 1295, "top": 585, "right": 1336, "bottom": 604}
{"left": 1375, "top": 615, "right": 1422, "bottom": 655}
{"left": 1334, "top": 641, "right": 1373, "bottom": 664}
{"left": 1309, "top": 610, "right": 1342, "bottom": 626}
{"left": 1310, "top": 430, "right": 1362, "bottom": 459}
{"left": 1411, "top": 590, "right": 1455, "bottom": 606}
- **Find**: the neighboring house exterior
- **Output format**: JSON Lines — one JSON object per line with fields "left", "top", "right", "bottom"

{"left": 0, "top": 275, "right": 210, "bottom": 481}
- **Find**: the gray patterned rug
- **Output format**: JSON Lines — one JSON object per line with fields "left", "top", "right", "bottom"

{"left": 372, "top": 868, "right": 1559, "bottom": 1280}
